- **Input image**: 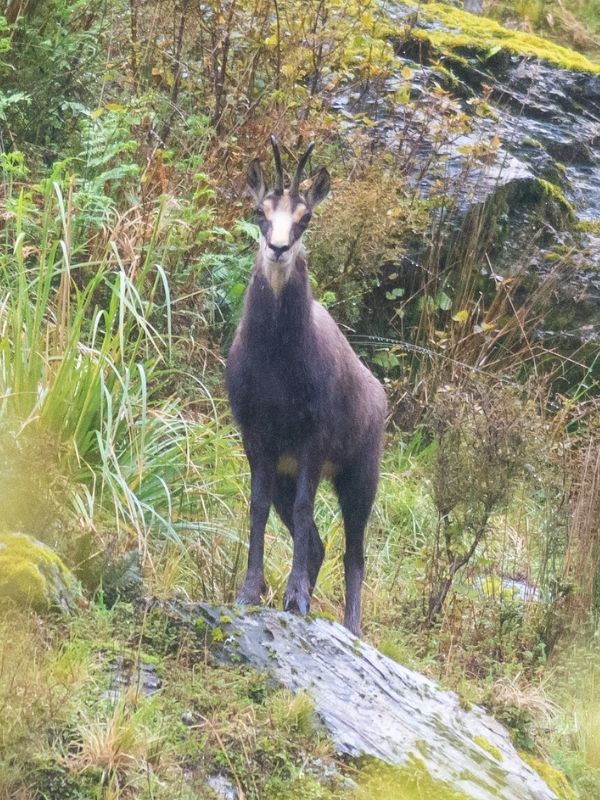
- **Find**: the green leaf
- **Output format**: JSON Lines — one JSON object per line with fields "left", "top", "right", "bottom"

{"left": 385, "top": 287, "right": 405, "bottom": 300}
{"left": 435, "top": 291, "right": 452, "bottom": 311}
{"left": 235, "top": 218, "right": 260, "bottom": 242}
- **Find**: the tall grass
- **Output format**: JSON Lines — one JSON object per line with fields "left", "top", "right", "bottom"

{"left": 0, "top": 176, "right": 248, "bottom": 586}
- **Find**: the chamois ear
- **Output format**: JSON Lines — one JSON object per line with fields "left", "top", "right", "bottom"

{"left": 247, "top": 158, "right": 267, "bottom": 203}
{"left": 306, "top": 167, "right": 330, "bottom": 208}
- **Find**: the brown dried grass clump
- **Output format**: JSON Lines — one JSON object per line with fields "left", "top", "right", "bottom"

{"left": 562, "top": 422, "right": 600, "bottom": 621}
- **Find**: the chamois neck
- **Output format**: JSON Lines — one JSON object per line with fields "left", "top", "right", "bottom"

{"left": 242, "top": 252, "right": 312, "bottom": 352}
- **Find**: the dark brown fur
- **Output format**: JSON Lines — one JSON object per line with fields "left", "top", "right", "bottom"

{"left": 225, "top": 143, "right": 386, "bottom": 635}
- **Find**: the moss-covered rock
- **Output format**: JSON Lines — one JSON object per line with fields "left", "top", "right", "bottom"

{"left": 408, "top": 1, "right": 600, "bottom": 74}
{"left": 0, "top": 531, "right": 83, "bottom": 612}
{"left": 356, "top": 757, "right": 472, "bottom": 799}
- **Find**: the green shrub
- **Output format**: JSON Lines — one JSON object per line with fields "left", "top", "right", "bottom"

{"left": 1, "top": 1, "right": 107, "bottom": 147}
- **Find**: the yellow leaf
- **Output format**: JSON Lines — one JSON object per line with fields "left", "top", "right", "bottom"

{"left": 491, "top": 134, "right": 501, "bottom": 149}
{"left": 401, "top": 65, "right": 412, "bottom": 80}
{"left": 91, "top": 107, "right": 104, "bottom": 119}
{"left": 106, "top": 103, "right": 126, "bottom": 113}
{"left": 452, "top": 309, "right": 469, "bottom": 323}
{"left": 481, "top": 321, "right": 495, "bottom": 331}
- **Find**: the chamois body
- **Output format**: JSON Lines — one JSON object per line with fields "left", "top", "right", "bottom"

{"left": 226, "top": 138, "right": 386, "bottom": 635}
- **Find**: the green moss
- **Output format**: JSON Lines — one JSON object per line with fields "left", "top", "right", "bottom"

{"left": 211, "top": 626, "right": 224, "bottom": 643}
{"left": 531, "top": 178, "right": 576, "bottom": 229}
{"left": 520, "top": 753, "right": 578, "bottom": 800}
{"left": 459, "top": 695, "right": 473, "bottom": 712}
{"left": 406, "top": 2, "right": 600, "bottom": 74}
{"left": 355, "top": 757, "right": 471, "bottom": 799}
{"left": 536, "top": 179, "right": 575, "bottom": 214}
{"left": 0, "top": 531, "right": 82, "bottom": 612}
{"left": 522, "top": 136, "right": 544, "bottom": 149}
{"left": 577, "top": 220, "right": 600, "bottom": 235}
{"left": 473, "top": 735, "right": 503, "bottom": 762}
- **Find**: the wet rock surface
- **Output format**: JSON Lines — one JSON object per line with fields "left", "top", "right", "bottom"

{"left": 164, "top": 601, "right": 557, "bottom": 800}
{"left": 206, "top": 773, "right": 240, "bottom": 800}
{"left": 328, "top": 2, "right": 600, "bottom": 339}
{"left": 103, "top": 654, "right": 162, "bottom": 703}
{"left": 334, "top": 7, "right": 600, "bottom": 214}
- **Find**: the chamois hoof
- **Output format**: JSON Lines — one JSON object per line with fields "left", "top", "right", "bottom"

{"left": 236, "top": 580, "right": 267, "bottom": 607}
{"left": 236, "top": 595, "right": 262, "bottom": 608}
{"left": 283, "top": 587, "right": 311, "bottom": 617}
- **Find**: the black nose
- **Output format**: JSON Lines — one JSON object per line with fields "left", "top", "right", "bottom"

{"left": 268, "top": 243, "right": 290, "bottom": 258}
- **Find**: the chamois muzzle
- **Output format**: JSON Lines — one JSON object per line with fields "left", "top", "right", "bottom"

{"left": 268, "top": 243, "right": 290, "bottom": 260}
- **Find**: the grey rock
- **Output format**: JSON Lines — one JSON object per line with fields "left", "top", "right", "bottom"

{"left": 206, "top": 773, "right": 239, "bottom": 800}
{"left": 181, "top": 709, "right": 195, "bottom": 726}
{"left": 165, "top": 602, "right": 557, "bottom": 800}
{"left": 105, "top": 654, "right": 162, "bottom": 700}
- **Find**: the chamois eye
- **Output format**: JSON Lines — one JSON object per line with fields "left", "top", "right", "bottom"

{"left": 255, "top": 208, "right": 265, "bottom": 219}
{"left": 301, "top": 212, "right": 312, "bottom": 225}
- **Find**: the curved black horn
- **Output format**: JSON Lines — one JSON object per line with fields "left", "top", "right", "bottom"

{"left": 270, "top": 134, "right": 284, "bottom": 194}
{"left": 291, "top": 141, "right": 315, "bottom": 196}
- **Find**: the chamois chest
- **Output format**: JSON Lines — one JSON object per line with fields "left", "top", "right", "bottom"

{"left": 226, "top": 269, "right": 325, "bottom": 448}
{"left": 227, "top": 338, "right": 321, "bottom": 446}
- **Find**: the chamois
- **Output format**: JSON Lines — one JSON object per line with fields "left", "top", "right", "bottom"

{"left": 226, "top": 137, "right": 386, "bottom": 636}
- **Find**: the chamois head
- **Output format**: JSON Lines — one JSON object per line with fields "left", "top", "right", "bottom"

{"left": 247, "top": 136, "right": 330, "bottom": 269}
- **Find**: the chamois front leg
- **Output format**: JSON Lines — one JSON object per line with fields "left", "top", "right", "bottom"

{"left": 236, "top": 450, "right": 275, "bottom": 606}
{"left": 283, "top": 447, "right": 323, "bottom": 616}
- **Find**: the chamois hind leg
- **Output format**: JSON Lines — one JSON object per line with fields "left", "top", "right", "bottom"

{"left": 334, "top": 464, "right": 378, "bottom": 637}
{"left": 236, "top": 444, "right": 275, "bottom": 606}
{"left": 273, "top": 474, "right": 324, "bottom": 594}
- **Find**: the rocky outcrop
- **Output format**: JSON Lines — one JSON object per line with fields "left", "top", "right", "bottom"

{"left": 328, "top": 1, "right": 600, "bottom": 343}
{"left": 0, "top": 531, "right": 83, "bottom": 612}
{"left": 164, "top": 602, "right": 558, "bottom": 800}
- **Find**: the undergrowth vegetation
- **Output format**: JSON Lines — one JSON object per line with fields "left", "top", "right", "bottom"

{"left": 2, "top": 0, "right": 600, "bottom": 798}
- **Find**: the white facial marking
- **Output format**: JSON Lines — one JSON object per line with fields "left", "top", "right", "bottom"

{"left": 258, "top": 192, "right": 309, "bottom": 295}
{"left": 269, "top": 210, "right": 293, "bottom": 248}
